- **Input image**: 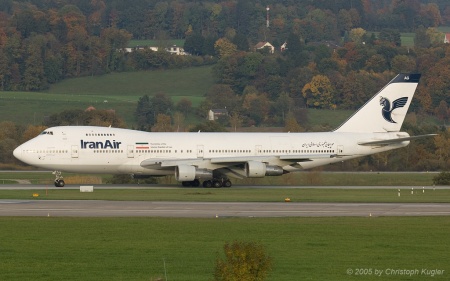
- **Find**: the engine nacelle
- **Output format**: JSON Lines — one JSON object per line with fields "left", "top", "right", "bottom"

{"left": 245, "top": 161, "right": 266, "bottom": 178}
{"left": 265, "top": 165, "right": 284, "bottom": 176}
{"left": 245, "top": 161, "right": 284, "bottom": 178}
{"left": 175, "top": 165, "right": 213, "bottom": 182}
{"left": 175, "top": 165, "right": 196, "bottom": 181}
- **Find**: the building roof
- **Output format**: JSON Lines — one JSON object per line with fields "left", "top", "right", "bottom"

{"left": 255, "top": 42, "right": 272, "bottom": 49}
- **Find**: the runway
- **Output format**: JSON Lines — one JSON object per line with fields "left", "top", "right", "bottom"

{"left": 0, "top": 184, "right": 449, "bottom": 190}
{"left": 1, "top": 200, "right": 450, "bottom": 217}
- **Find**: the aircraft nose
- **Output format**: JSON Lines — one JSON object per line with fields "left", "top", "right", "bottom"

{"left": 13, "top": 145, "right": 23, "bottom": 162}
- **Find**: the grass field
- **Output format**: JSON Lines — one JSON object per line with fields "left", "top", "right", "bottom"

{"left": 1, "top": 187, "right": 449, "bottom": 203}
{"left": 0, "top": 171, "right": 438, "bottom": 186}
{"left": 0, "top": 66, "right": 213, "bottom": 126}
{"left": 128, "top": 39, "right": 185, "bottom": 48}
{"left": 0, "top": 217, "right": 449, "bottom": 280}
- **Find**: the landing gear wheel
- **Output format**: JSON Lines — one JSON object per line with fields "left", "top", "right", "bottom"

{"left": 203, "top": 180, "right": 212, "bottom": 188}
{"left": 213, "top": 180, "right": 222, "bottom": 188}
{"left": 55, "top": 179, "right": 65, "bottom": 187}
{"left": 223, "top": 180, "right": 232, "bottom": 188}
{"left": 192, "top": 179, "right": 200, "bottom": 187}
{"left": 53, "top": 171, "right": 64, "bottom": 187}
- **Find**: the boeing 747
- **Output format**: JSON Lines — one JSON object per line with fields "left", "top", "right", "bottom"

{"left": 13, "top": 73, "right": 435, "bottom": 187}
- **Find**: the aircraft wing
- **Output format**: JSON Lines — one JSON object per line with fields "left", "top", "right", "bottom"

{"left": 358, "top": 134, "right": 437, "bottom": 146}
{"left": 140, "top": 154, "right": 337, "bottom": 170}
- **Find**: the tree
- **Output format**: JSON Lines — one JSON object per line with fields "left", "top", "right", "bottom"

{"left": 152, "top": 93, "right": 174, "bottom": 118}
{"left": 349, "top": 28, "right": 366, "bottom": 44}
{"left": 184, "top": 33, "right": 205, "bottom": 55}
{"left": 242, "top": 93, "right": 270, "bottom": 125}
{"left": 135, "top": 95, "right": 154, "bottom": 130}
{"left": 190, "top": 121, "right": 227, "bottom": 132}
{"left": 414, "top": 26, "right": 431, "bottom": 48}
{"left": 379, "top": 29, "right": 401, "bottom": 46}
{"left": 229, "top": 112, "right": 242, "bottom": 132}
{"left": 21, "top": 125, "right": 47, "bottom": 143}
{"left": 435, "top": 100, "right": 448, "bottom": 125}
{"left": 284, "top": 112, "right": 304, "bottom": 132}
{"left": 176, "top": 98, "right": 192, "bottom": 117}
{"left": 151, "top": 114, "right": 172, "bottom": 132}
{"left": 214, "top": 241, "right": 272, "bottom": 281}
{"left": 206, "top": 84, "right": 240, "bottom": 113}
{"left": 302, "top": 75, "right": 336, "bottom": 109}
{"left": 391, "top": 55, "right": 416, "bottom": 73}
{"left": 214, "top": 38, "right": 237, "bottom": 58}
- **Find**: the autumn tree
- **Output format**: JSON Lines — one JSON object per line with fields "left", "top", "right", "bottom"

{"left": 176, "top": 98, "right": 192, "bottom": 117}
{"left": 435, "top": 100, "right": 449, "bottom": 125}
{"left": 151, "top": 114, "right": 172, "bottom": 132}
{"left": 214, "top": 38, "right": 237, "bottom": 59}
{"left": 302, "top": 75, "right": 336, "bottom": 109}
{"left": 284, "top": 112, "right": 304, "bottom": 132}
{"left": 214, "top": 241, "right": 272, "bottom": 281}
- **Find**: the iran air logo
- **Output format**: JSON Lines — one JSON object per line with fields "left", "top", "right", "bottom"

{"left": 379, "top": 96, "right": 408, "bottom": 123}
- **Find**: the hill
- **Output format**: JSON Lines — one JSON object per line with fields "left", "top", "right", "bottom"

{"left": 0, "top": 66, "right": 214, "bottom": 126}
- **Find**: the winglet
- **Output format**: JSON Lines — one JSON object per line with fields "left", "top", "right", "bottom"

{"left": 334, "top": 73, "right": 421, "bottom": 133}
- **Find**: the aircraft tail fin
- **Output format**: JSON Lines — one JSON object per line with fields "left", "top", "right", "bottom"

{"left": 334, "top": 73, "right": 421, "bottom": 133}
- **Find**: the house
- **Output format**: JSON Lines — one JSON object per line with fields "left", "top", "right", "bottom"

{"left": 208, "top": 109, "right": 228, "bottom": 121}
{"left": 280, "top": 42, "right": 287, "bottom": 52}
{"left": 123, "top": 45, "right": 187, "bottom": 55}
{"left": 254, "top": 42, "right": 274, "bottom": 54}
{"left": 165, "top": 45, "right": 187, "bottom": 55}
{"left": 444, "top": 33, "right": 450, "bottom": 44}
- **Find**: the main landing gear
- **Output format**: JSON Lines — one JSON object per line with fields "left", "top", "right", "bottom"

{"left": 53, "top": 171, "right": 65, "bottom": 187}
{"left": 181, "top": 178, "right": 232, "bottom": 188}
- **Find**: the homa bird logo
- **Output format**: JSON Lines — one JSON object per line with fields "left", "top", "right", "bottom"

{"left": 379, "top": 96, "right": 408, "bottom": 123}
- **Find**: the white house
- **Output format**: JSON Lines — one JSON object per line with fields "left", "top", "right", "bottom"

{"left": 208, "top": 109, "right": 228, "bottom": 121}
{"left": 254, "top": 42, "right": 275, "bottom": 54}
{"left": 123, "top": 45, "right": 187, "bottom": 55}
{"left": 444, "top": 33, "right": 450, "bottom": 44}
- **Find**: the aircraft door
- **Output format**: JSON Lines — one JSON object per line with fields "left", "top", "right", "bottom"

{"left": 71, "top": 145, "right": 79, "bottom": 158}
{"left": 337, "top": 145, "right": 344, "bottom": 155}
{"left": 197, "top": 145, "right": 204, "bottom": 158}
{"left": 127, "top": 145, "right": 134, "bottom": 158}
{"left": 255, "top": 145, "right": 262, "bottom": 155}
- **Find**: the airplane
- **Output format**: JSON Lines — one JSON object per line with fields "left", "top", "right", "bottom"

{"left": 13, "top": 73, "right": 436, "bottom": 188}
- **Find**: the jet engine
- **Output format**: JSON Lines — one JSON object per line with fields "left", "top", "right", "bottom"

{"left": 245, "top": 161, "right": 284, "bottom": 178}
{"left": 175, "top": 165, "right": 213, "bottom": 181}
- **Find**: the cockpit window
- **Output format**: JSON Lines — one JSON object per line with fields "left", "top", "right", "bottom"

{"left": 40, "top": 131, "right": 53, "bottom": 135}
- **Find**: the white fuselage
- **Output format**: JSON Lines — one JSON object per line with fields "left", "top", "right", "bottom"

{"left": 13, "top": 126, "right": 409, "bottom": 177}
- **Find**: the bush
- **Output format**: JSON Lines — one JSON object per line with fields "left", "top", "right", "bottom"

{"left": 214, "top": 241, "right": 272, "bottom": 281}
{"left": 433, "top": 172, "right": 450, "bottom": 185}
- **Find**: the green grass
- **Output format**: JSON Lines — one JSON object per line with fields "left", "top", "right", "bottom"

{"left": 0, "top": 171, "right": 437, "bottom": 186}
{"left": 437, "top": 26, "right": 450, "bottom": 33}
{"left": 46, "top": 66, "right": 213, "bottom": 97}
{"left": 400, "top": 32, "right": 415, "bottom": 47}
{"left": 306, "top": 108, "right": 353, "bottom": 129}
{"left": 128, "top": 39, "right": 185, "bottom": 48}
{"left": 1, "top": 187, "right": 448, "bottom": 203}
{"left": 0, "top": 66, "right": 213, "bottom": 126}
{"left": 0, "top": 217, "right": 449, "bottom": 280}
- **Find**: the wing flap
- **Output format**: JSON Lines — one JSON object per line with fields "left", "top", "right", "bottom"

{"left": 358, "top": 134, "right": 437, "bottom": 146}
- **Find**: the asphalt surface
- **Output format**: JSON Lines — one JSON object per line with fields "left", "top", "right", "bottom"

{"left": 1, "top": 200, "right": 450, "bottom": 217}
{"left": 0, "top": 184, "right": 449, "bottom": 190}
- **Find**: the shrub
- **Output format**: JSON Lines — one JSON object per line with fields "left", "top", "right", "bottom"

{"left": 214, "top": 241, "right": 272, "bottom": 281}
{"left": 433, "top": 172, "right": 450, "bottom": 185}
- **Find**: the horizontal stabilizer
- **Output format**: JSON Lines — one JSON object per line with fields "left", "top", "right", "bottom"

{"left": 358, "top": 134, "right": 437, "bottom": 146}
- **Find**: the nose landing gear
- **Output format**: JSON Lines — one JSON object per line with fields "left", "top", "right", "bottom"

{"left": 53, "top": 171, "right": 65, "bottom": 187}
